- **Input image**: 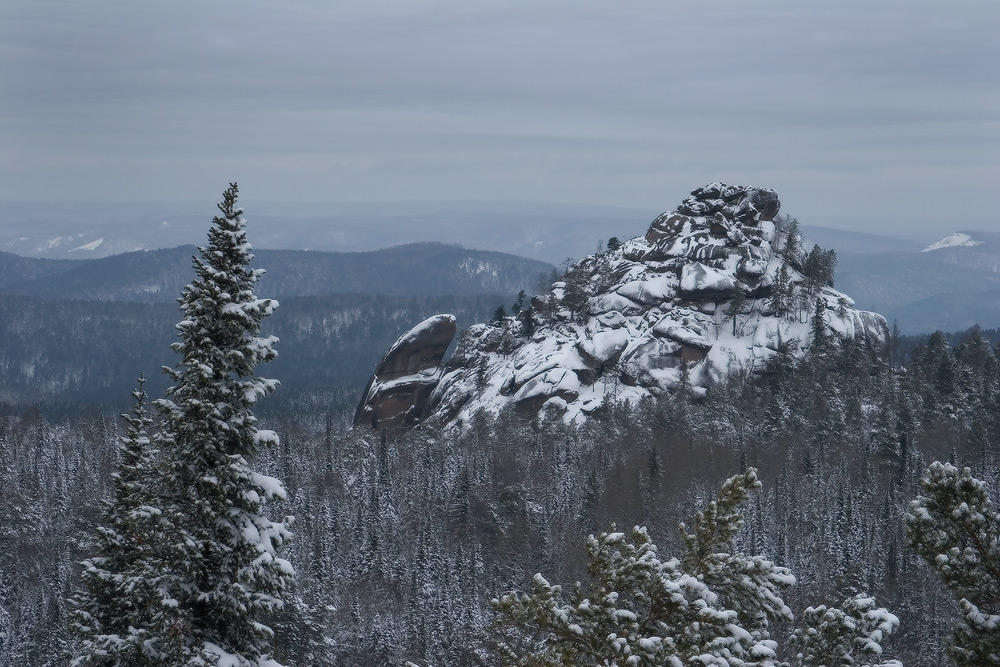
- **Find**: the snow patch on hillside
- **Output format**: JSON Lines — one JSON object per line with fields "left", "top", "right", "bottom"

{"left": 922, "top": 233, "right": 982, "bottom": 252}
{"left": 70, "top": 238, "right": 104, "bottom": 252}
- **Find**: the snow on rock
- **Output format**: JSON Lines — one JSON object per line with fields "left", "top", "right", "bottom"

{"left": 617, "top": 276, "right": 674, "bottom": 304}
{"left": 680, "top": 262, "right": 738, "bottom": 296}
{"left": 355, "top": 183, "right": 889, "bottom": 429}
{"left": 577, "top": 329, "right": 632, "bottom": 365}
{"left": 922, "top": 232, "right": 984, "bottom": 252}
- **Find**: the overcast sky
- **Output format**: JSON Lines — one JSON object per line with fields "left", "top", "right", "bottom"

{"left": 2, "top": 1, "right": 997, "bottom": 238}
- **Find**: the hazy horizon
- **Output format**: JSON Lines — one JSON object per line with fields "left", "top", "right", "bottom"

{"left": 0, "top": 195, "right": 977, "bottom": 246}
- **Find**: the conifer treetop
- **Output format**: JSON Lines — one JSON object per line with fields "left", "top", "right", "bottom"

{"left": 69, "top": 374, "right": 165, "bottom": 665}
{"left": 150, "top": 183, "right": 293, "bottom": 666}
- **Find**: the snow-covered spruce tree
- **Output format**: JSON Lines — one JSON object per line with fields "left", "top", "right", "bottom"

{"left": 492, "top": 526, "right": 741, "bottom": 665}
{"left": 810, "top": 299, "right": 828, "bottom": 350}
{"left": 153, "top": 183, "right": 293, "bottom": 665}
{"left": 679, "top": 468, "right": 796, "bottom": 660}
{"left": 772, "top": 261, "right": 791, "bottom": 318}
{"left": 70, "top": 375, "right": 165, "bottom": 665}
{"left": 790, "top": 593, "right": 900, "bottom": 667}
{"left": 493, "top": 469, "right": 794, "bottom": 665}
{"left": 561, "top": 266, "right": 589, "bottom": 323}
{"left": 906, "top": 461, "right": 1000, "bottom": 665}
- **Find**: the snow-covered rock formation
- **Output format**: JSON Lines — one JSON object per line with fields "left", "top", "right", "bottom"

{"left": 354, "top": 314, "right": 457, "bottom": 429}
{"left": 355, "top": 184, "right": 888, "bottom": 429}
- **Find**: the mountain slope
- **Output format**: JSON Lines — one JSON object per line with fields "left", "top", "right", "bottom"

{"left": 0, "top": 243, "right": 552, "bottom": 301}
{"left": 0, "top": 251, "right": 76, "bottom": 287}
{"left": 834, "top": 230, "right": 1000, "bottom": 332}
{"left": 356, "top": 184, "right": 888, "bottom": 430}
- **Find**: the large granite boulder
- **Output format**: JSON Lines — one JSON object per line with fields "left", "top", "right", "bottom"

{"left": 353, "top": 314, "right": 457, "bottom": 429}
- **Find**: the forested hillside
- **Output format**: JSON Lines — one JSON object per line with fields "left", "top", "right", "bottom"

{"left": 4, "top": 324, "right": 998, "bottom": 664}
{"left": 0, "top": 239, "right": 554, "bottom": 405}
{"left": 0, "top": 293, "right": 507, "bottom": 405}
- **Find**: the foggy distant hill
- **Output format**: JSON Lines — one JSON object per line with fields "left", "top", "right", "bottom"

{"left": 0, "top": 201, "right": 652, "bottom": 265}
{"left": 0, "top": 242, "right": 552, "bottom": 302}
{"left": 2, "top": 219, "right": 1000, "bottom": 333}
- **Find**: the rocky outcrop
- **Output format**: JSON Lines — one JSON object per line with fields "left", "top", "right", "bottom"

{"left": 354, "top": 314, "right": 456, "bottom": 429}
{"left": 356, "top": 183, "right": 889, "bottom": 430}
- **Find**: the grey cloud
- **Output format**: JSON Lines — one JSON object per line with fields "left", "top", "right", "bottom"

{"left": 1, "top": 0, "right": 997, "bottom": 241}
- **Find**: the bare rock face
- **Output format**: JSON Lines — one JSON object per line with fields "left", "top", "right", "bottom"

{"left": 354, "top": 314, "right": 457, "bottom": 429}
{"left": 356, "top": 183, "right": 889, "bottom": 431}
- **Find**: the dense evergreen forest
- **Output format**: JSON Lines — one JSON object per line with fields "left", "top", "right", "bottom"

{"left": 3, "top": 319, "right": 999, "bottom": 664}
{"left": 0, "top": 293, "right": 507, "bottom": 406}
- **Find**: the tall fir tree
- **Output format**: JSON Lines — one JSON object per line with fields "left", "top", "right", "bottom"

{"left": 152, "top": 183, "right": 294, "bottom": 664}
{"left": 726, "top": 284, "right": 747, "bottom": 336}
{"left": 494, "top": 469, "right": 796, "bottom": 665}
{"left": 784, "top": 217, "right": 802, "bottom": 260}
{"left": 772, "top": 261, "right": 791, "bottom": 318}
{"left": 811, "top": 298, "right": 828, "bottom": 350}
{"left": 561, "top": 268, "right": 589, "bottom": 323}
{"left": 70, "top": 375, "right": 164, "bottom": 665}
{"left": 679, "top": 468, "right": 796, "bottom": 649}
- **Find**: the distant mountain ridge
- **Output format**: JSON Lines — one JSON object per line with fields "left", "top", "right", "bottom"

{"left": 916, "top": 230, "right": 1000, "bottom": 273}
{"left": 0, "top": 241, "right": 547, "bottom": 404}
{"left": 0, "top": 242, "right": 552, "bottom": 302}
{"left": 1, "top": 218, "right": 998, "bottom": 333}
{"left": 0, "top": 201, "right": 653, "bottom": 264}
{"left": 833, "top": 230, "right": 1000, "bottom": 332}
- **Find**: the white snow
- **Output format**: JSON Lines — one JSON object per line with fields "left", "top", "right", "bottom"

{"left": 680, "top": 262, "right": 737, "bottom": 294}
{"left": 203, "top": 641, "right": 286, "bottom": 667}
{"left": 70, "top": 238, "right": 104, "bottom": 252}
{"left": 251, "top": 471, "right": 287, "bottom": 500}
{"left": 253, "top": 429, "right": 280, "bottom": 447}
{"left": 922, "top": 232, "right": 983, "bottom": 252}
{"left": 578, "top": 329, "right": 631, "bottom": 363}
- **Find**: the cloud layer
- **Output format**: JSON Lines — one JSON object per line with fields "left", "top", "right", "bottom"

{"left": 2, "top": 1, "right": 997, "bottom": 237}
